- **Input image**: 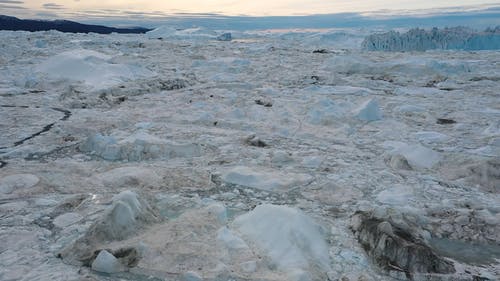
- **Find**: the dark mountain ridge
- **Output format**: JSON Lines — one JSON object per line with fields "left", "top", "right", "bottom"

{"left": 0, "top": 15, "right": 151, "bottom": 34}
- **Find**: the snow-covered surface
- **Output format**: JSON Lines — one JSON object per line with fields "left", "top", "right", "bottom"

{"left": 0, "top": 27, "right": 499, "bottom": 281}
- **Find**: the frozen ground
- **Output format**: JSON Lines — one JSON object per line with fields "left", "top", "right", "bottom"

{"left": 0, "top": 28, "right": 499, "bottom": 281}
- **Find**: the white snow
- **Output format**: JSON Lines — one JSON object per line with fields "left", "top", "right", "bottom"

{"left": 233, "top": 204, "right": 331, "bottom": 280}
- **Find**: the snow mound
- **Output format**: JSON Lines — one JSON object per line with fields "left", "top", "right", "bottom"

{"left": 222, "top": 166, "right": 312, "bottom": 192}
{"left": 352, "top": 98, "right": 382, "bottom": 122}
{"left": 36, "top": 49, "right": 154, "bottom": 89}
{"left": 363, "top": 27, "right": 500, "bottom": 51}
{"left": 233, "top": 204, "right": 331, "bottom": 280}
{"left": 80, "top": 132, "right": 202, "bottom": 161}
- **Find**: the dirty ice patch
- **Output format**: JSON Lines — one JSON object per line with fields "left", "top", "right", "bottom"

{"left": 35, "top": 49, "right": 154, "bottom": 90}
{"left": 233, "top": 204, "right": 331, "bottom": 281}
{"left": 222, "top": 166, "right": 312, "bottom": 192}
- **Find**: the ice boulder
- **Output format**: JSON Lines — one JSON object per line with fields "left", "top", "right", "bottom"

{"left": 59, "top": 191, "right": 160, "bottom": 265}
{"left": 217, "top": 32, "right": 232, "bottom": 41}
{"left": 385, "top": 142, "right": 441, "bottom": 170}
{"left": 146, "top": 25, "right": 177, "bottom": 39}
{"left": 222, "top": 166, "right": 312, "bottom": 192}
{"left": 96, "top": 166, "right": 162, "bottom": 188}
{"left": 147, "top": 26, "right": 216, "bottom": 40}
{"left": 80, "top": 132, "right": 202, "bottom": 161}
{"left": 217, "top": 227, "right": 249, "bottom": 250}
{"left": 233, "top": 204, "right": 331, "bottom": 280}
{"left": 307, "top": 98, "right": 347, "bottom": 125}
{"left": 91, "top": 250, "right": 124, "bottom": 274}
{"left": 352, "top": 98, "right": 382, "bottom": 122}
{"left": 35, "top": 49, "right": 154, "bottom": 90}
{"left": 0, "top": 174, "right": 39, "bottom": 194}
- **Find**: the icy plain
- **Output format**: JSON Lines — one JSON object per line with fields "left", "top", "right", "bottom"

{"left": 0, "top": 27, "right": 499, "bottom": 281}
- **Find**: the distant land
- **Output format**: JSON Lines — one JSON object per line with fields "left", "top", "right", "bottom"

{"left": 0, "top": 15, "right": 151, "bottom": 34}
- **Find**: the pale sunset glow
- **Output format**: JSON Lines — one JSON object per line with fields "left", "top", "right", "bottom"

{"left": 11, "top": 0, "right": 500, "bottom": 17}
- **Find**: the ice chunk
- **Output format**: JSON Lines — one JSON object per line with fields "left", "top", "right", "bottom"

{"left": 217, "top": 227, "right": 249, "bottom": 250}
{"left": 91, "top": 250, "right": 123, "bottom": 274}
{"left": 53, "top": 212, "right": 83, "bottom": 228}
{"left": 307, "top": 98, "right": 346, "bottom": 125}
{"left": 80, "top": 132, "right": 202, "bottom": 161}
{"left": 239, "top": 261, "right": 257, "bottom": 273}
{"left": 233, "top": 204, "right": 330, "bottom": 279}
{"left": 89, "top": 190, "right": 159, "bottom": 241}
{"left": 352, "top": 98, "right": 382, "bottom": 122}
{"left": 97, "top": 166, "right": 162, "bottom": 188}
{"left": 222, "top": 166, "right": 312, "bottom": 192}
{"left": 0, "top": 174, "right": 39, "bottom": 194}
{"left": 217, "top": 32, "right": 232, "bottom": 41}
{"left": 36, "top": 49, "right": 154, "bottom": 90}
{"left": 387, "top": 143, "right": 441, "bottom": 169}
{"left": 182, "top": 271, "right": 203, "bottom": 281}
{"left": 147, "top": 26, "right": 216, "bottom": 40}
{"left": 376, "top": 185, "right": 415, "bottom": 205}
{"left": 413, "top": 131, "right": 449, "bottom": 144}
{"left": 206, "top": 203, "right": 227, "bottom": 224}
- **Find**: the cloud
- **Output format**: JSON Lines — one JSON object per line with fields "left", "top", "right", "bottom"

{"left": 35, "top": 11, "right": 58, "bottom": 18}
{"left": 0, "top": 0, "right": 23, "bottom": 3}
{"left": 0, "top": 3, "right": 25, "bottom": 9}
{"left": 42, "top": 3, "right": 64, "bottom": 10}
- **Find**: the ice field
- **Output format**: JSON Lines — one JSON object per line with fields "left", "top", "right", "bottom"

{"left": 0, "top": 27, "right": 499, "bottom": 281}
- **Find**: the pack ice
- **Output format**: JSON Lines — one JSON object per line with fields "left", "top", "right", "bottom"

{"left": 0, "top": 25, "right": 499, "bottom": 281}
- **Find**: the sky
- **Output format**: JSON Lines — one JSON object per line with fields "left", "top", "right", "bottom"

{"left": 1, "top": 0, "right": 499, "bottom": 18}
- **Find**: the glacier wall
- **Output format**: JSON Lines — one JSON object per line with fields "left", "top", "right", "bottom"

{"left": 362, "top": 26, "right": 500, "bottom": 51}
